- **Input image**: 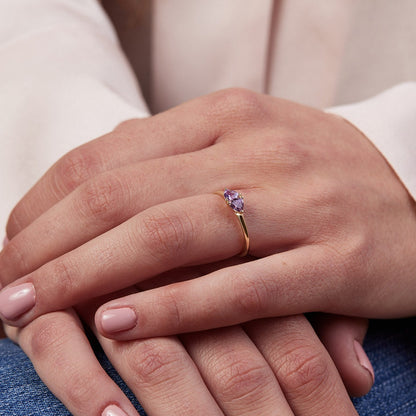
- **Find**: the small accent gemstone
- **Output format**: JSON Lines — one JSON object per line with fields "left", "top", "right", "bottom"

{"left": 224, "top": 189, "right": 244, "bottom": 212}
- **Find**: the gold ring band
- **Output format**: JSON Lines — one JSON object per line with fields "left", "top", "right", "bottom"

{"left": 217, "top": 189, "right": 250, "bottom": 257}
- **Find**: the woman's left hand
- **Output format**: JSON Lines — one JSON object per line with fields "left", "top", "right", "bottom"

{"left": 1, "top": 88, "right": 415, "bottom": 334}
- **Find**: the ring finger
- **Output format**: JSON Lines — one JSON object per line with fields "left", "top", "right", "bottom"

{"left": 0, "top": 181, "right": 313, "bottom": 326}
{"left": 244, "top": 315, "right": 358, "bottom": 415}
{"left": 4, "top": 310, "right": 141, "bottom": 416}
{"left": 181, "top": 326, "right": 294, "bottom": 415}
{"left": 89, "top": 324, "right": 224, "bottom": 415}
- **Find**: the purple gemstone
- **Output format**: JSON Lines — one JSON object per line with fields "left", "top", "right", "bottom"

{"left": 224, "top": 188, "right": 244, "bottom": 212}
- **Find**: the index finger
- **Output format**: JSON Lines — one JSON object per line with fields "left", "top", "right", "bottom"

{"left": 6, "top": 88, "right": 237, "bottom": 236}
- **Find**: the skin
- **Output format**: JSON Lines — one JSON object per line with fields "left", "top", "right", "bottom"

{"left": 4, "top": 307, "right": 368, "bottom": 415}
{"left": 1, "top": 87, "right": 395, "bottom": 414}
{"left": 0, "top": 214, "right": 373, "bottom": 415}
{"left": 0, "top": 89, "right": 415, "bottom": 328}
{"left": 2, "top": 247, "right": 371, "bottom": 415}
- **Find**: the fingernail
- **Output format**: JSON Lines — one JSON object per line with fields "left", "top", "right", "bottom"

{"left": 102, "top": 404, "right": 129, "bottom": 416}
{"left": 2, "top": 236, "right": 8, "bottom": 248}
{"left": 354, "top": 340, "right": 375, "bottom": 384}
{"left": 101, "top": 307, "right": 137, "bottom": 333}
{"left": 0, "top": 283, "right": 36, "bottom": 320}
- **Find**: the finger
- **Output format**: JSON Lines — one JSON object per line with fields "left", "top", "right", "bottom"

{"left": 5, "top": 310, "right": 140, "bottom": 416}
{"left": 181, "top": 326, "right": 294, "bottom": 416}
{"left": 0, "top": 192, "right": 282, "bottom": 326}
{"left": 98, "top": 336, "right": 225, "bottom": 416}
{"left": 312, "top": 314, "right": 374, "bottom": 397}
{"left": 0, "top": 122, "right": 315, "bottom": 287}
{"left": 244, "top": 315, "right": 358, "bottom": 416}
{"left": 74, "top": 295, "right": 227, "bottom": 416}
{"left": 7, "top": 87, "right": 266, "bottom": 236}
{"left": 0, "top": 144, "right": 228, "bottom": 283}
{"left": 93, "top": 247, "right": 335, "bottom": 340}
{"left": 0, "top": 180, "right": 329, "bottom": 327}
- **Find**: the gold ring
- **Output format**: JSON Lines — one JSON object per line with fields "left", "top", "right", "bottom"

{"left": 217, "top": 189, "right": 250, "bottom": 257}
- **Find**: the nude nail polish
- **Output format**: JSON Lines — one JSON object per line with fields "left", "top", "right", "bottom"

{"left": 0, "top": 283, "right": 36, "bottom": 320}
{"left": 354, "top": 340, "right": 375, "bottom": 383}
{"left": 101, "top": 307, "right": 137, "bottom": 333}
{"left": 102, "top": 404, "right": 128, "bottom": 416}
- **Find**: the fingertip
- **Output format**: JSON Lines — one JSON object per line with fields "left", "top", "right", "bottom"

{"left": 353, "top": 339, "right": 375, "bottom": 385}
{"left": 0, "top": 282, "right": 36, "bottom": 322}
{"left": 314, "top": 315, "right": 373, "bottom": 397}
{"left": 102, "top": 404, "right": 130, "bottom": 416}
{"left": 96, "top": 306, "right": 137, "bottom": 337}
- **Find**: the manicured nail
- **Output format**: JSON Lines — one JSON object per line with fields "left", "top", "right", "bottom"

{"left": 0, "top": 283, "right": 36, "bottom": 320}
{"left": 102, "top": 404, "right": 128, "bottom": 416}
{"left": 354, "top": 340, "right": 375, "bottom": 383}
{"left": 101, "top": 307, "right": 137, "bottom": 333}
{"left": 2, "top": 236, "right": 8, "bottom": 248}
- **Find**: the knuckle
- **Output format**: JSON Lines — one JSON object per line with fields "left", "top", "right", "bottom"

{"left": 26, "top": 315, "right": 69, "bottom": 359}
{"left": 215, "top": 356, "right": 269, "bottom": 402}
{"left": 127, "top": 339, "right": 185, "bottom": 386}
{"left": 277, "top": 343, "right": 329, "bottom": 396}
{"left": 231, "top": 273, "right": 268, "bottom": 317}
{"left": 327, "top": 230, "right": 372, "bottom": 301}
{"left": 53, "top": 148, "right": 100, "bottom": 195}
{"left": 340, "top": 230, "right": 370, "bottom": 276}
{"left": 211, "top": 88, "right": 267, "bottom": 122}
{"left": 76, "top": 174, "right": 127, "bottom": 223}
{"left": 64, "top": 368, "right": 104, "bottom": 411}
{"left": 273, "top": 135, "right": 310, "bottom": 172}
{"left": 139, "top": 207, "right": 194, "bottom": 260}
{"left": 113, "top": 118, "right": 142, "bottom": 134}
{"left": 48, "top": 258, "right": 78, "bottom": 297}
{"left": 22, "top": 314, "right": 105, "bottom": 414}
{"left": 159, "top": 285, "right": 185, "bottom": 330}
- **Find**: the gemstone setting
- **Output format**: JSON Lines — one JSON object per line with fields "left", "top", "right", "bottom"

{"left": 224, "top": 189, "right": 244, "bottom": 213}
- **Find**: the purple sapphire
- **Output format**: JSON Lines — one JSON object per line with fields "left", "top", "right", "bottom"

{"left": 224, "top": 189, "right": 244, "bottom": 212}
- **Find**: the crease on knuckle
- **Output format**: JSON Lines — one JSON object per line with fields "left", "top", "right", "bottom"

{"left": 277, "top": 343, "right": 330, "bottom": 397}
{"left": 64, "top": 368, "right": 105, "bottom": 412}
{"left": 54, "top": 149, "right": 99, "bottom": 195}
{"left": 48, "top": 258, "right": 78, "bottom": 297}
{"left": 25, "top": 316, "right": 70, "bottom": 359}
{"left": 127, "top": 340, "right": 186, "bottom": 387}
{"left": 231, "top": 273, "right": 268, "bottom": 317}
{"left": 76, "top": 174, "right": 127, "bottom": 223}
{"left": 139, "top": 207, "right": 194, "bottom": 261}
{"left": 159, "top": 284, "right": 185, "bottom": 330}
{"left": 215, "top": 357, "right": 269, "bottom": 402}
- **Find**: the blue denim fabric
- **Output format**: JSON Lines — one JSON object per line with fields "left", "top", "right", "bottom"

{"left": 0, "top": 338, "right": 147, "bottom": 416}
{"left": 352, "top": 318, "right": 416, "bottom": 415}
{"left": 0, "top": 318, "right": 415, "bottom": 415}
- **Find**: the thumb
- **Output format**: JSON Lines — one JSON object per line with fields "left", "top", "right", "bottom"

{"left": 312, "top": 314, "right": 374, "bottom": 398}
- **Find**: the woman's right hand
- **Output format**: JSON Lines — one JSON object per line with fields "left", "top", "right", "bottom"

{"left": 2, "top": 229, "right": 372, "bottom": 415}
{"left": 4, "top": 298, "right": 372, "bottom": 415}
{"left": 2, "top": 249, "right": 373, "bottom": 414}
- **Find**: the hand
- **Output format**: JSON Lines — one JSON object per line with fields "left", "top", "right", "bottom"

{"left": 4, "top": 309, "right": 142, "bottom": 416}
{"left": 4, "top": 307, "right": 371, "bottom": 415}
{"left": 2, "top": 241, "right": 373, "bottom": 414}
{"left": 1, "top": 89, "right": 415, "bottom": 333}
